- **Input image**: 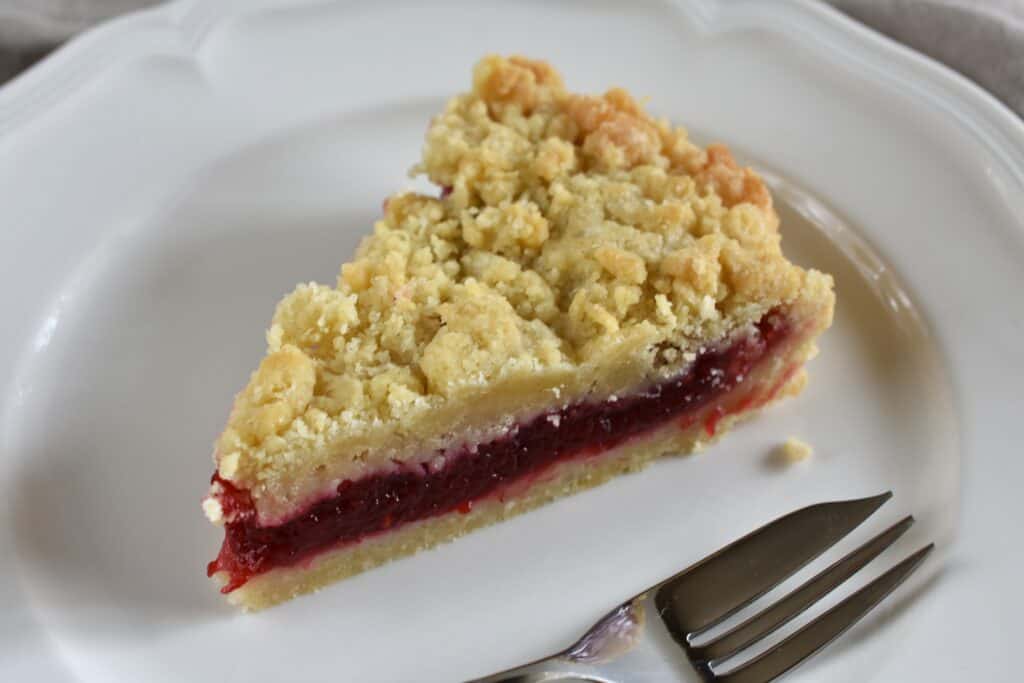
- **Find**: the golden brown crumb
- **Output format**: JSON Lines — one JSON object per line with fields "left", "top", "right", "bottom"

{"left": 211, "top": 55, "right": 834, "bottom": 519}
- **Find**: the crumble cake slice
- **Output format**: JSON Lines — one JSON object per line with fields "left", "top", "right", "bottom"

{"left": 204, "top": 55, "right": 835, "bottom": 609}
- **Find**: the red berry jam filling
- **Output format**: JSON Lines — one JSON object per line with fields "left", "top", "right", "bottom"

{"left": 208, "top": 312, "right": 793, "bottom": 591}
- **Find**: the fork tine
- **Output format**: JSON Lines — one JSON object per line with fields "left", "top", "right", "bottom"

{"left": 655, "top": 492, "right": 892, "bottom": 636}
{"left": 692, "top": 516, "right": 915, "bottom": 664}
{"left": 716, "top": 544, "right": 934, "bottom": 683}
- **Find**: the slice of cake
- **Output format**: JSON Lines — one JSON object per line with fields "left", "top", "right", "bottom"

{"left": 204, "top": 55, "right": 835, "bottom": 609}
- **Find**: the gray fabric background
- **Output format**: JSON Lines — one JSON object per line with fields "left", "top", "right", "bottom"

{"left": 0, "top": 0, "right": 1021, "bottom": 119}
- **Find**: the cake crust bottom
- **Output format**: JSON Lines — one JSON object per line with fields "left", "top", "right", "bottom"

{"left": 219, "top": 370, "right": 805, "bottom": 610}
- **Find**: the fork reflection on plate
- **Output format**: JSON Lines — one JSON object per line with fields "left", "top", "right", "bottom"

{"left": 470, "top": 492, "right": 932, "bottom": 683}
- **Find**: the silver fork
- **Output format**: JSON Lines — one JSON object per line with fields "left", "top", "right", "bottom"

{"left": 470, "top": 492, "right": 932, "bottom": 683}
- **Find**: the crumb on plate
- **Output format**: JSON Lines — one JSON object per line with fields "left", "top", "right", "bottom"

{"left": 778, "top": 437, "right": 812, "bottom": 463}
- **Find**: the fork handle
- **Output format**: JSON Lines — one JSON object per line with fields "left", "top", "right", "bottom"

{"left": 468, "top": 661, "right": 602, "bottom": 683}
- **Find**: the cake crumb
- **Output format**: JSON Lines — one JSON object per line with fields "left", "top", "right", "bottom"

{"left": 202, "top": 497, "right": 225, "bottom": 526}
{"left": 777, "top": 437, "right": 813, "bottom": 463}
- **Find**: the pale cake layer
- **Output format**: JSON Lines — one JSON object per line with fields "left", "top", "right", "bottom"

{"left": 214, "top": 326, "right": 815, "bottom": 609}
{"left": 208, "top": 55, "right": 836, "bottom": 521}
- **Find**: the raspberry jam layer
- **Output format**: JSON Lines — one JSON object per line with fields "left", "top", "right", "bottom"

{"left": 209, "top": 312, "right": 793, "bottom": 591}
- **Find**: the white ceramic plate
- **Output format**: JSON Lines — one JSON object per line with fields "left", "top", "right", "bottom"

{"left": 1, "top": 1, "right": 1021, "bottom": 681}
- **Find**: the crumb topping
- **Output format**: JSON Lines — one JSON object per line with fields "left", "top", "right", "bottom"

{"left": 213, "top": 55, "right": 833, "bottom": 514}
